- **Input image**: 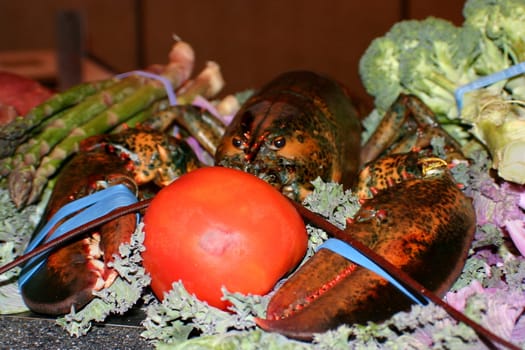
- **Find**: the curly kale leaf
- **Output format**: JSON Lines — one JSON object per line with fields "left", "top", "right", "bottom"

{"left": 0, "top": 183, "right": 46, "bottom": 314}
{"left": 57, "top": 223, "right": 151, "bottom": 337}
{"left": 141, "top": 281, "right": 261, "bottom": 345}
{"left": 303, "top": 177, "right": 360, "bottom": 229}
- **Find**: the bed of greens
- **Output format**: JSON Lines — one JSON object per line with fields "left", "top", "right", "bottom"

{"left": 2, "top": 0, "right": 525, "bottom": 348}
{"left": 1, "top": 145, "right": 525, "bottom": 349}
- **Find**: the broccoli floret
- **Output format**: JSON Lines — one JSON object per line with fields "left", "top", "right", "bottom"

{"left": 358, "top": 36, "right": 403, "bottom": 113}
{"left": 385, "top": 19, "right": 425, "bottom": 51}
{"left": 399, "top": 18, "right": 481, "bottom": 83}
{"left": 471, "top": 29, "right": 511, "bottom": 76}
{"left": 359, "top": 18, "right": 470, "bottom": 117}
{"left": 463, "top": 0, "right": 496, "bottom": 33}
{"left": 397, "top": 46, "right": 458, "bottom": 117}
{"left": 392, "top": 18, "right": 483, "bottom": 117}
{"left": 464, "top": 0, "right": 525, "bottom": 62}
{"left": 417, "top": 18, "right": 463, "bottom": 78}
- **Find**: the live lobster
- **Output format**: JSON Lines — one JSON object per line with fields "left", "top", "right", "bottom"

{"left": 5, "top": 71, "right": 491, "bottom": 345}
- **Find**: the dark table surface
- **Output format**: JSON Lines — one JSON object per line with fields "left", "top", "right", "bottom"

{"left": 0, "top": 310, "right": 154, "bottom": 350}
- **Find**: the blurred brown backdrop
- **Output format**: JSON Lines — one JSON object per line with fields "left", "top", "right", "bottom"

{"left": 0, "top": 0, "right": 465, "bottom": 109}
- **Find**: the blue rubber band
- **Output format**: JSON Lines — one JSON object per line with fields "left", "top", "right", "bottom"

{"left": 18, "top": 184, "right": 138, "bottom": 289}
{"left": 317, "top": 238, "right": 429, "bottom": 305}
{"left": 116, "top": 70, "right": 178, "bottom": 106}
{"left": 455, "top": 61, "right": 525, "bottom": 112}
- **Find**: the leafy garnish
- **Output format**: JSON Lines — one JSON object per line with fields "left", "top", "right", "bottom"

{"left": 0, "top": 183, "right": 46, "bottom": 314}
{"left": 141, "top": 282, "right": 260, "bottom": 345}
{"left": 57, "top": 223, "right": 151, "bottom": 336}
{"left": 302, "top": 178, "right": 360, "bottom": 259}
{"left": 2, "top": 127, "right": 525, "bottom": 348}
{"left": 303, "top": 177, "right": 360, "bottom": 229}
{"left": 156, "top": 329, "right": 310, "bottom": 350}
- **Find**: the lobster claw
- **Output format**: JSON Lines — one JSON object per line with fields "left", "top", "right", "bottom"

{"left": 18, "top": 128, "right": 201, "bottom": 316}
{"left": 256, "top": 243, "right": 423, "bottom": 340}
{"left": 19, "top": 149, "right": 139, "bottom": 315}
{"left": 20, "top": 235, "right": 118, "bottom": 315}
{"left": 19, "top": 184, "right": 138, "bottom": 315}
{"left": 257, "top": 161, "right": 476, "bottom": 340}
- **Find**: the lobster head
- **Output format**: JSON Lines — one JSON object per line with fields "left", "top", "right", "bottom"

{"left": 215, "top": 71, "right": 361, "bottom": 201}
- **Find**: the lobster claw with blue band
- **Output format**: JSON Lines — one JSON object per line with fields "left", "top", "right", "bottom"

{"left": 19, "top": 185, "right": 138, "bottom": 314}
{"left": 257, "top": 153, "right": 476, "bottom": 340}
{"left": 19, "top": 128, "right": 200, "bottom": 315}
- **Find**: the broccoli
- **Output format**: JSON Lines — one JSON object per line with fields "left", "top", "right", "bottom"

{"left": 463, "top": 0, "right": 525, "bottom": 101}
{"left": 464, "top": 0, "right": 525, "bottom": 63}
{"left": 397, "top": 46, "right": 458, "bottom": 116}
{"left": 358, "top": 36, "right": 402, "bottom": 114}
{"left": 360, "top": 17, "right": 484, "bottom": 118}
{"left": 359, "top": 1, "right": 525, "bottom": 184}
{"left": 359, "top": 15, "right": 516, "bottom": 117}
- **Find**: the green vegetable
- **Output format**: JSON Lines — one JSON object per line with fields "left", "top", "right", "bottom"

{"left": 359, "top": 0, "right": 525, "bottom": 184}
{"left": 6, "top": 76, "right": 142, "bottom": 208}
{"left": 462, "top": 92, "right": 525, "bottom": 183}
{"left": 141, "top": 282, "right": 263, "bottom": 345}
{"left": 0, "top": 183, "right": 42, "bottom": 314}
{"left": 2, "top": 160, "right": 525, "bottom": 347}
{"left": 26, "top": 66, "right": 186, "bottom": 206}
{"left": 357, "top": 36, "right": 402, "bottom": 114}
{"left": 0, "top": 79, "right": 116, "bottom": 159}
{"left": 156, "top": 330, "right": 309, "bottom": 350}
{"left": 57, "top": 223, "right": 151, "bottom": 336}
{"left": 463, "top": 0, "right": 525, "bottom": 63}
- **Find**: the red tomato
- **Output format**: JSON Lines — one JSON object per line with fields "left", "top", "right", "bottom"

{"left": 142, "top": 167, "right": 308, "bottom": 310}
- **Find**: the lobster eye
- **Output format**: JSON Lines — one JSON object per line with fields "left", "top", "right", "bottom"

{"left": 273, "top": 136, "right": 286, "bottom": 149}
{"left": 232, "top": 137, "right": 243, "bottom": 149}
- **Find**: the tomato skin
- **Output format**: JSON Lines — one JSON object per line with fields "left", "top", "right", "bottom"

{"left": 142, "top": 167, "right": 308, "bottom": 310}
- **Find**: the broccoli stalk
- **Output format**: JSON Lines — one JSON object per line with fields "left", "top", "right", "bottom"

{"left": 462, "top": 90, "right": 525, "bottom": 184}
{"left": 480, "top": 118, "right": 525, "bottom": 184}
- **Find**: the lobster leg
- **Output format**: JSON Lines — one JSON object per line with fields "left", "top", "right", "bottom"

{"left": 360, "top": 94, "right": 465, "bottom": 165}
{"left": 257, "top": 153, "right": 476, "bottom": 340}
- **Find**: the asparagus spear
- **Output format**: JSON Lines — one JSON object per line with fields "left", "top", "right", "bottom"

{"left": 175, "top": 61, "right": 224, "bottom": 105}
{"left": 145, "top": 105, "right": 226, "bottom": 156}
{"left": 140, "top": 60, "right": 226, "bottom": 133}
{"left": 6, "top": 76, "right": 142, "bottom": 208}
{"left": 27, "top": 78, "right": 173, "bottom": 200}
{"left": 112, "top": 41, "right": 205, "bottom": 133}
{"left": 8, "top": 76, "right": 141, "bottom": 169}
{"left": 20, "top": 41, "right": 197, "bottom": 206}
{"left": 0, "top": 108, "right": 73, "bottom": 176}
{"left": 0, "top": 79, "right": 116, "bottom": 158}
{"left": 110, "top": 98, "right": 172, "bottom": 132}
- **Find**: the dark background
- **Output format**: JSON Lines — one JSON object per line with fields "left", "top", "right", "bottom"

{"left": 0, "top": 0, "right": 466, "bottom": 110}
